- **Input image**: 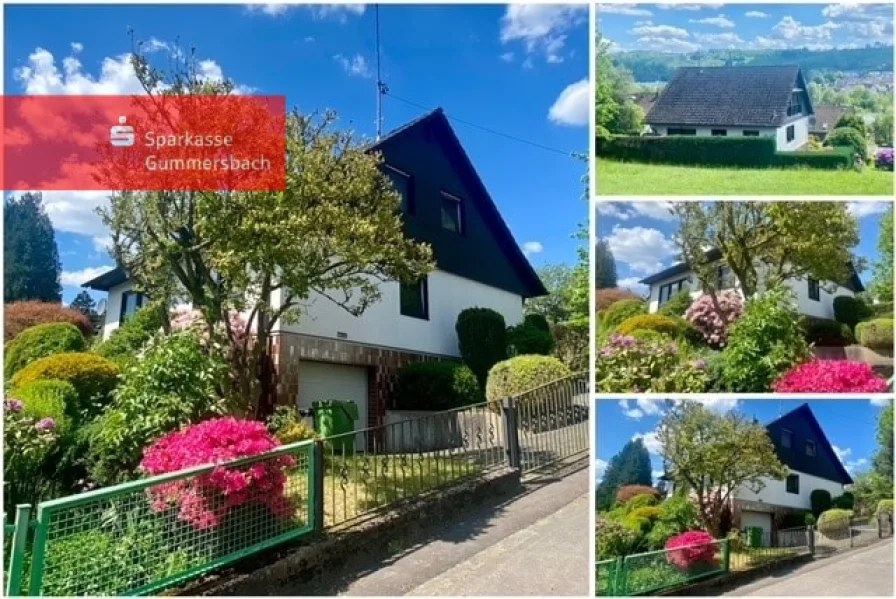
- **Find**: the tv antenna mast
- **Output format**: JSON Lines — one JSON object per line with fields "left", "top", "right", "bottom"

{"left": 375, "top": 4, "right": 389, "bottom": 140}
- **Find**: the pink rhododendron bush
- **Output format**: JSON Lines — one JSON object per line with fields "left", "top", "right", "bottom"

{"left": 140, "top": 417, "right": 297, "bottom": 530}
{"left": 772, "top": 360, "right": 888, "bottom": 393}
{"left": 664, "top": 531, "right": 719, "bottom": 570}
{"left": 684, "top": 292, "right": 744, "bottom": 347}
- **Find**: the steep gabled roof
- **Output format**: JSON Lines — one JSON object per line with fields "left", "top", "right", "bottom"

{"left": 764, "top": 403, "right": 853, "bottom": 485}
{"left": 646, "top": 66, "right": 814, "bottom": 128}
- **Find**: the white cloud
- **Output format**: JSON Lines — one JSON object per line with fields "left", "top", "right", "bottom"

{"left": 597, "top": 202, "right": 677, "bottom": 222}
{"left": 333, "top": 54, "right": 372, "bottom": 78}
{"left": 619, "top": 398, "right": 665, "bottom": 419}
{"left": 597, "top": 5, "right": 653, "bottom": 17}
{"left": 658, "top": 4, "right": 724, "bottom": 11}
{"left": 246, "top": 4, "right": 296, "bottom": 16}
{"left": 690, "top": 15, "right": 735, "bottom": 28}
{"left": 845, "top": 458, "right": 868, "bottom": 473}
{"left": 500, "top": 52, "right": 515, "bottom": 62}
{"left": 689, "top": 397, "right": 740, "bottom": 413}
{"left": 500, "top": 5, "right": 587, "bottom": 65}
{"left": 870, "top": 397, "right": 892, "bottom": 407}
{"left": 771, "top": 16, "right": 840, "bottom": 42}
{"left": 848, "top": 201, "right": 891, "bottom": 219}
{"left": 548, "top": 78, "right": 589, "bottom": 126}
{"left": 635, "top": 36, "right": 701, "bottom": 52}
{"left": 745, "top": 11, "right": 769, "bottom": 19}
{"left": 619, "top": 399, "right": 644, "bottom": 419}
{"left": 822, "top": 4, "right": 892, "bottom": 20}
{"left": 70, "top": 42, "right": 83, "bottom": 53}
{"left": 604, "top": 225, "right": 678, "bottom": 274}
{"left": 630, "top": 24, "right": 690, "bottom": 39}
{"left": 832, "top": 444, "right": 851, "bottom": 462}
{"left": 523, "top": 241, "right": 544, "bottom": 256}
{"left": 616, "top": 277, "right": 648, "bottom": 296}
{"left": 596, "top": 458, "right": 608, "bottom": 482}
{"left": 61, "top": 266, "right": 115, "bottom": 287}
{"left": 597, "top": 202, "right": 633, "bottom": 221}
{"left": 633, "top": 430, "right": 663, "bottom": 455}
{"left": 308, "top": 4, "right": 366, "bottom": 22}
{"left": 695, "top": 32, "right": 745, "bottom": 46}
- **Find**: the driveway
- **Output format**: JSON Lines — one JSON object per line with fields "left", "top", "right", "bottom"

{"left": 721, "top": 538, "right": 893, "bottom": 596}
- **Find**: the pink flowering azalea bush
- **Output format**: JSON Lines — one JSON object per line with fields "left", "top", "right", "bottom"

{"left": 664, "top": 531, "right": 719, "bottom": 570}
{"left": 140, "top": 417, "right": 297, "bottom": 530}
{"left": 684, "top": 292, "right": 744, "bottom": 348}
{"left": 772, "top": 360, "right": 888, "bottom": 393}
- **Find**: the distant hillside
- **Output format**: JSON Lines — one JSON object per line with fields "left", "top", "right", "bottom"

{"left": 613, "top": 45, "right": 894, "bottom": 82}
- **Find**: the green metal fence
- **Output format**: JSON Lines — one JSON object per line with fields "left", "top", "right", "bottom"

{"left": 10, "top": 439, "right": 315, "bottom": 597}
{"left": 596, "top": 539, "right": 729, "bottom": 596}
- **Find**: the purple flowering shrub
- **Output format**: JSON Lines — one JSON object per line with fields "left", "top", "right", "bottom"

{"left": 684, "top": 292, "right": 744, "bottom": 348}
{"left": 4, "top": 396, "right": 58, "bottom": 508}
{"left": 875, "top": 147, "right": 894, "bottom": 171}
{"left": 596, "top": 334, "right": 709, "bottom": 392}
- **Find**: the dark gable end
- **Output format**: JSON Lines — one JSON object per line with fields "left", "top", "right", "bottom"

{"left": 370, "top": 110, "right": 547, "bottom": 298}
{"left": 646, "top": 66, "right": 813, "bottom": 128}
{"left": 765, "top": 404, "right": 853, "bottom": 485}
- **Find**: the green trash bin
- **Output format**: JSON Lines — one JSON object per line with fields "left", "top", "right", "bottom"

{"left": 313, "top": 400, "right": 359, "bottom": 455}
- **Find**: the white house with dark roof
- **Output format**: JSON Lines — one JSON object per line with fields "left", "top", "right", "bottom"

{"left": 645, "top": 66, "right": 815, "bottom": 152}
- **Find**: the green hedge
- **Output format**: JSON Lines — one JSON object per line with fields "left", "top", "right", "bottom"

{"left": 597, "top": 135, "right": 853, "bottom": 170}
{"left": 4, "top": 322, "right": 87, "bottom": 378}
{"left": 855, "top": 318, "right": 894, "bottom": 351}
{"left": 393, "top": 361, "right": 482, "bottom": 411}
{"left": 802, "top": 317, "right": 854, "bottom": 347}
{"left": 485, "top": 355, "right": 571, "bottom": 404}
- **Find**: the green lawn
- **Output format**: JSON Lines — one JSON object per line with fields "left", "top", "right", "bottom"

{"left": 596, "top": 159, "right": 894, "bottom": 195}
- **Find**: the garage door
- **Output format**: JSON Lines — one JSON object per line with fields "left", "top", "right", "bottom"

{"left": 298, "top": 361, "right": 368, "bottom": 449}
{"left": 741, "top": 511, "right": 772, "bottom": 546}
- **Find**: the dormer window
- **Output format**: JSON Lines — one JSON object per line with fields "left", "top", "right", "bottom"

{"left": 806, "top": 440, "right": 817, "bottom": 457}
{"left": 441, "top": 192, "right": 463, "bottom": 234}
{"left": 787, "top": 93, "right": 803, "bottom": 117}
{"left": 384, "top": 165, "right": 414, "bottom": 215}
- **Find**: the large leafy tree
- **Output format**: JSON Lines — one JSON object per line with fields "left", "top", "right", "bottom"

{"left": 596, "top": 438, "right": 653, "bottom": 511}
{"left": 595, "top": 34, "right": 643, "bottom": 136}
{"left": 525, "top": 264, "right": 575, "bottom": 324}
{"left": 869, "top": 205, "right": 893, "bottom": 302}
{"left": 673, "top": 202, "right": 862, "bottom": 321}
{"left": 100, "top": 44, "right": 433, "bottom": 417}
{"left": 657, "top": 401, "right": 787, "bottom": 537}
{"left": 873, "top": 400, "right": 894, "bottom": 484}
{"left": 595, "top": 239, "right": 618, "bottom": 289}
{"left": 69, "top": 290, "right": 96, "bottom": 316}
{"left": 4, "top": 193, "right": 62, "bottom": 303}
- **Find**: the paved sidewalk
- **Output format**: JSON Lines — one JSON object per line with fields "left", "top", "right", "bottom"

{"left": 277, "top": 460, "right": 590, "bottom": 596}
{"left": 721, "top": 538, "right": 893, "bottom": 596}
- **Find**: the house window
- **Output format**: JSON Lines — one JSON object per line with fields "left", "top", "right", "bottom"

{"left": 806, "top": 440, "right": 817, "bottom": 457}
{"left": 384, "top": 165, "right": 413, "bottom": 215}
{"left": 743, "top": 130, "right": 760, "bottom": 136}
{"left": 782, "top": 429, "right": 793, "bottom": 448}
{"left": 119, "top": 290, "right": 146, "bottom": 324}
{"left": 658, "top": 278, "right": 690, "bottom": 306}
{"left": 787, "top": 93, "right": 803, "bottom": 117}
{"left": 786, "top": 474, "right": 800, "bottom": 494}
{"left": 717, "top": 266, "right": 735, "bottom": 290}
{"left": 711, "top": 129, "right": 727, "bottom": 137}
{"left": 807, "top": 278, "right": 820, "bottom": 301}
{"left": 440, "top": 192, "right": 463, "bottom": 234}
{"left": 667, "top": 128, "right": 697, "bottom": 136}
{"left": 399, "top": 277, "right": 428, "bottom": 320}
{"left": 786, "top": 125, "right": 795, "bottom": 143}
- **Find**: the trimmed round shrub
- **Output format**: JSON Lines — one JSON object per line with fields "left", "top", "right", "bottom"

{"left": 684, "top": 291, "right": 744, "bottom": 348}
{"left": 10, "top": 352, "right": 120, "bottom": 418}
{"left": 615, "top": 314, "right": 681, "bottom": 338}
{"left": 824, "top": 127, "right": 867, "bottom": 161}
{"left": 507, "top": 322, "right": 554, "bottom": 356}
{"left": 485, "top": 355, "right": 571, "bottom": 403}
{"left": 659, "top": 290, "right": 693, "bottom": 317}
{"left": 4, "top": 322, "right": 86, "bottom": 378}
{"left": 394, "top": 361, "right": 482, "bottom": 411}
{"left": 4, "top": 301, "right": 93, "bottom": 341}
{"left": 596, "top": 288, "right": 641, "bottom": 311}
{"left": 626, "top": 493, "right": 660, "bottom": 511}
{"left": 834, "top": 114, "right": 868, "bottom": 139}
{"left": 602, "top": 299, "right": 648, "bottom": 331}
{"left": 802, "top": 317, "right": 854, "bottom": 347}
{"left": 772, "top": 360, "right": 888, "bottom": 393}
{"left": 9, "top": 379, "right": 77, "bottom": 433}
{"left": 832, "top": 492, "right": 855, "bottom": 510}
{"left": 856, "top": 318, "right": 894, "bottom": 351}
{"left": 665, "top": 531, "right": 718, "bottom": 570}
{"left": 456, "top": 308, "right": 507, "bottom": 387}
{"left": 629, "top": 506, "right": 663, "bottom": 521}
{"left": 616, "top": 484, "right": 661, "bottom": 505}
{"left": 597, "top": 517, "right": 638, "bottom": 560}
{"left": 95, "top": 303, "right": 166, "bottom": 365}
{"left": 876, "top": 499, "right": 894, "bottom": 516}
{"left": 811, "top": 489, "right": 833, "bottom": 518}
{"left": 817, "top": 508, "right": 853, "bottom": 536}
{"left": 523, "top": 314, "right": 550, "bottom": 333}
{"left": 833, "top": 295, "right": 873, "bottom": 331}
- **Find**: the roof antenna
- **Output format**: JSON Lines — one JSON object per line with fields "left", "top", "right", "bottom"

{"left": 375, "top": 4, "right": 388, "bottom": 140}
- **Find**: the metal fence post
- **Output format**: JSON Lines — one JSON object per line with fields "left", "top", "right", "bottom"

{"left": 502, "top": 397, "right": 521, "bottom": 470}
{"left": 722, "top": 538, "right": 730, "bottom": 572}
{"left": 613, "top": 556, "right": 624, "bottom": 596}
{"left": 849, "top": 518, "right": 854, "bottom": 548}
{"left": 6, "top": 504, "right": 32, "bottom": 597}
{"left": 311, "top": 440, "right": 325, "bottom": 534}
{"left": 878, "top": 514, "right": 883, "bottom": 539}
{"left": 808, "top": 526, "right": 815, "bottom": 555}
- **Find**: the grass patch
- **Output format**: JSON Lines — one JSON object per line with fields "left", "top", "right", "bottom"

{"left": 596, "top": 159, "right": 893, "bottom": 195}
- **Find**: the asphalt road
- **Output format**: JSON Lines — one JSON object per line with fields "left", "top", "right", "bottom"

{"left": 721, "top": 538, "right": 894, "bottom": 596}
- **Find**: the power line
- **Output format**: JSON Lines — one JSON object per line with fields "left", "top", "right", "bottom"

{"left": 384, "top": 91, "right": 578, "bottom": 158}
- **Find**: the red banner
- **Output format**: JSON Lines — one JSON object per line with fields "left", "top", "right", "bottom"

{"left": 2, "top": 95, "right": 286, "bottom": 191}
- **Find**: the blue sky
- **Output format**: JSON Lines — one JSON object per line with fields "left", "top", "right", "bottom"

{"left": 596, "top": 201, "right": 891, "bottom": 296}
{"left": 3, "top": 4, "right": 589, "bottom": 304}
{"left": 595, "top": 398, "right": 891, "bottom": 484}
{"left": 597, "top": 3, "right": 894, "bottom": 52}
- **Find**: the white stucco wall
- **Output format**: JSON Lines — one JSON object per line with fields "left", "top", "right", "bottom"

{"left": 735, "top": 469, "right": 845, "bottom": 510}
{"left": 102, "top": 281, "right": 135, "bottom": 338}
{"left": 274, "top": 269, "right": 524, "bottom": 357}
{"left": 775, "top": 116, "right": 811, "bottom": 152}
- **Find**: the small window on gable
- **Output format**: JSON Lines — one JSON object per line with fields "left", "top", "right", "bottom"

{"left": 808, "top": 277, "right": 820, "bottom": 301}
{"left": 399, "top": 277, "right": 428, "bottom": 320}
{"left": 384, "top": 165, "right": 414, "bottom": 215}
{"left": 119, "top": 290, "right": 147, "bottom": 324}
{"left": 782, "top": 429, "right": 793, "bottom": 448}
{"left": 743, "top": 130, "right": 760, "bottom": 137}
{"left": 806, "top": 440, "right": 817, "bottom": 457}
{"left": 711, "top": 129, "right": 727, "bottom": 137}
{"left": 786, "top": 474, "right": 799, "bottom": 494}
{"left": 440, "top": 192, "right": 463, "bottom": 234}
